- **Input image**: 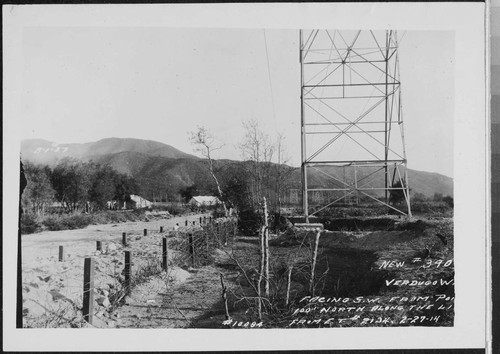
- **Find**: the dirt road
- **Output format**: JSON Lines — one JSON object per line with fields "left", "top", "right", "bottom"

{"left": 21, "top": 212, "right": 211, "bottom": 328}
{"left": 22, "top": 213, "right": 209, "bottom": 262}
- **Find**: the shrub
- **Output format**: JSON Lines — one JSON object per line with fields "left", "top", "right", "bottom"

{"left": 238, "top": 208, "right": 261, "bottom": 236}
{"left": 42, "top": 216, "right": 63, "bottom": 231}
{"left": 166, "top": 204, "right": 190, "bottom": 216}
{"left": 20, "top": 213, "right": 41, "bottom": 234}
{"left": 42, "top": 214, "right": 92, "bottom": 231}
{"left": 316, "top": 204, "right": 388, "bottom": 218}
{"left": 62, "top": 214, "right": 92, "bottom": 229}
{"left": 410, "top": 201, "right": 451, "bottom": 215}
{"left": 442, "top": 196, "right": 454, "bottom": 208}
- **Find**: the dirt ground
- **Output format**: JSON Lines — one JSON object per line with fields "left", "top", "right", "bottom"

{"left": 21, "top": 212, "right": 211, "bottom": 328}
{"left": 21, "top": 213, "right": 454, "bottom": 329}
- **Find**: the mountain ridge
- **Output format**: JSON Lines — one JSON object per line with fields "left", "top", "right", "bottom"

{"left": 21, "top": 137, "right": 453, "bottom": 200}
{"left": 21, "top": 137, "right": 198, "bottom": 165}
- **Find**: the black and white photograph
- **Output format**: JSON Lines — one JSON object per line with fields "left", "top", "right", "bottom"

{"left": 3, "top": 3, "right": 488, "bottom": 351}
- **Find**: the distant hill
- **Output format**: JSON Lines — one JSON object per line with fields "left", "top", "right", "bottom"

{"left": 21, "top": 137, "right": 198, "bottom": 165}
{"left": 287, "top": 165, "right": 453, "bottom": 199}
{"left": 21, "top": 137, "right": 453, "bottom": 200}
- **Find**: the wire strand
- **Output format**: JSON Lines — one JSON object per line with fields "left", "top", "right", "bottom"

{"left": 263, "top": 30, "right": 277, "bottom": 124}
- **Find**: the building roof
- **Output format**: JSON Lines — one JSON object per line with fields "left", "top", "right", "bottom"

{"left": 190, "top": 196, "right": 221, "bottom": 204}
{"left": 130, "top": 194, "right": 152, "bottom": 205}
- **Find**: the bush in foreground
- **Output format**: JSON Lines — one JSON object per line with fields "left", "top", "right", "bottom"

{"left": 20, "top": 214, "right": 41, "bottom": 234}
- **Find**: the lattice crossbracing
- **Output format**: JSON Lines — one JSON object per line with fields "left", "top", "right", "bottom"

{"left": 300, "top": 30, "right": 411, "bottom": 219}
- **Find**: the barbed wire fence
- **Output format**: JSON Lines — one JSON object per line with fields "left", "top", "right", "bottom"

{"left": 22, "top": 214, "right": 238, "bottom": 328}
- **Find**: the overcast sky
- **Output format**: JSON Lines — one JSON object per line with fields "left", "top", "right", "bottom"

{"left": 20, "top": 27, "right": 454, "bottom": 177}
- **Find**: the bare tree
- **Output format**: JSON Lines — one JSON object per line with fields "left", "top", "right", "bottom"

{"left": 238, "top": 119, "right": 275, "bottom": 207}
{"left": 189, "top": 126, "right": 228, "bottom": 216}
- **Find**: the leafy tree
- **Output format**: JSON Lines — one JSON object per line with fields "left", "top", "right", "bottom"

{"left": 180, "top": 185, "right": 199, "bottom": 203}
{"left": 221, "top": 164, "right": 262, "bottom": 235}
{"left": 442, "top": 195, "right": 454, "bottom": 208}
{"left": 433, "top": 192, "right": 444, "bottom": 202}
{"left": 413, "top": 192, "right": 428, "bottom": 202}
{"left": 50, "top": 158, "right": 92, "bottom": 212}
{"left": 89, "top": 164, "right": 119, "bottom": 210}
{"left": 114, "top": 173, "right": 138, "bottom": 205}
{"left": 21, "top": 161, "right": 55, "bottom": 215}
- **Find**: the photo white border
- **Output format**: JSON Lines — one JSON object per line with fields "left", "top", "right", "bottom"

{"left": 3, "top": 3, "right": 487, "bottom": 351}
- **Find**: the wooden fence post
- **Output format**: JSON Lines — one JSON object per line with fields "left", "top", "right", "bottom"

{"left": 193, "top": 221, "right": 196, "bottom": 226}
{"left": 96, "top": 241, "right": 102, "bottom": 251}
{"left": 263, "top": 198, "right": 270, "bottom": 297}
{"left": 162, "top": 237, "right": 168, "bottom": 271}
{"left": 205, "top": 231, "right": 210, "bottom": 264}
{"left": 185, "top": 220, "right": 188, "bottom": 227}
{"left": 122, "top": 232, "right": 127, "bottom": 247}
{"left": 220, "top": 273, "right": 230, "bottom": 320}
{"left": 310, "top": 229, "right": 321, "bottom": 296}
{"left": 160, "top": 226, "right": 163, "bottom": 233}
{"left": 124, "top": 251, "right": 131, "bottom": 294}
{"left": 82, "top": 257, "right": 95, "bottom": 324}
{"left": 58, "top": 246, "right": 64, "bottom": 262}
{"left": 224, "top": 221, "right": 228, "bottom": 245}
{"left": 286, "top": 265, "right": 293, "bottom": 306}
{"left": 188, "top": 233, "right": 195, "bottom": 267}
{"left": 144, "top": 228, "right": 148, "bottom": 236}
{"left": 199, "top": 217, "right": 202, "bottom": 224}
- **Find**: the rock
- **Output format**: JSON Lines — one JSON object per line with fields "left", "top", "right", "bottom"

{"left": 49, "top": 289, "right": 66, "bottom": 302}
{"left": 96, "top": 296, "right": 111, "bottom": 308}
{"left": 107, "top": 243, "right": 117, "bottom": 252}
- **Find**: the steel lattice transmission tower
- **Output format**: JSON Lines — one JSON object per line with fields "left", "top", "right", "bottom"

{"left": 300, "top": 29, "right": 412, "bottom": 220}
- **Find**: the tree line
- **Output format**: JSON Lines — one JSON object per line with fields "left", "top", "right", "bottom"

{"left": 21, "top": 158, "right": 138, "bottom": 215}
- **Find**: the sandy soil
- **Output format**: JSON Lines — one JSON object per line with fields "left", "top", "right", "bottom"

{"left": 21, "top": 212, "right": 210, "bottom": 328}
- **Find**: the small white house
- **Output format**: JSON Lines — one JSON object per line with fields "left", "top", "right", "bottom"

{"left": 188, "top": 196, "right": 221, "bottom": 207}
{"left": 127, "top": 194, "right": 153, "bottom": 209}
